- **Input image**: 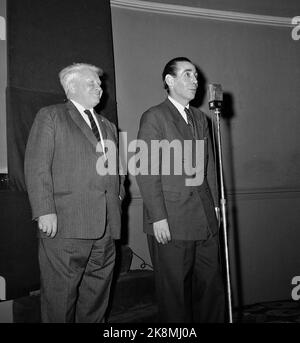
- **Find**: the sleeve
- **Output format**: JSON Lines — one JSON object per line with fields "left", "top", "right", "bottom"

{"left": 135, "top": 109, "right": 168, "bottom": 223}
{"left": 24, "top": 108, "right": 56, "bottom": 219}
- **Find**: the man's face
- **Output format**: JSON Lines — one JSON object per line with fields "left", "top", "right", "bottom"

{"left": 168, "top": 61, "right": 198, "bottom": 106}
{"left": 71, "top": 69, "right": 102, "bottom": 109}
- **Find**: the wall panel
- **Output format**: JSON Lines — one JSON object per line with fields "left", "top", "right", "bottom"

{"left": 111, "top": 4, "right": 300, "bottom": 305}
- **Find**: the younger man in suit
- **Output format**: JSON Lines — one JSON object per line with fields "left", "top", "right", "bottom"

{"left": 25, "top": 63, "right": 124, "bottom": 323}
{"left": 136, "top": 57, "right": 225, "bottom": 322}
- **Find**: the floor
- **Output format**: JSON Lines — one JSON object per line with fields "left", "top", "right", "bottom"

{"left": 234, "top": 299, "right": 300, "bottom": 323}
{"left": 12, "top": 295, "right": 300, "bottom": 323}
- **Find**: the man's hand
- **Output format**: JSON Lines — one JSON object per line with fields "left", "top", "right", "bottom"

{"left": 153, "top": 218, "right": 171, "bottom": 244}
{"left": 38, "top": 213, "right": 57, "bottom": 238}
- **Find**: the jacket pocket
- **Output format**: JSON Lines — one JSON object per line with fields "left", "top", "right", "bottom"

{"left": 163, "top": 190, "right": 181, "bottom": 201}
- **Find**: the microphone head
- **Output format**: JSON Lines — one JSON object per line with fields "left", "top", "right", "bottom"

{"left": 208, "top": 83, "right": 223, "bottom": 110}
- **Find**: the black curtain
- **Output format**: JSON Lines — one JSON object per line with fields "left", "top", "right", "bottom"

{"left": 7, "top": 0, "right": 117, "bottom": 191}
{"left": 2, "top": 0, "right": 117, "bottom": 300}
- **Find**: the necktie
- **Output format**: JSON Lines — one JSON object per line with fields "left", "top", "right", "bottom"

{"left": 84, "top": 109, "right": 101, "bottom": 141}
{"left": 84, "top": 109, "right": 108, "bottom": 165}
{"left": 184, "top": 107, "right": 196, "bottom": 138}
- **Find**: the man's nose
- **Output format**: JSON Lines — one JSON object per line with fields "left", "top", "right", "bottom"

{"left": 191, "top": 75, "right": 198, "bottom": 85}
{"left": 94, "top": 86, "right": 102, "bottom": 93}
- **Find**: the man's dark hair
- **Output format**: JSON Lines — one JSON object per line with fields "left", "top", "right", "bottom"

{"left": 162, "top": 57, "right": 192, "bottom": 92}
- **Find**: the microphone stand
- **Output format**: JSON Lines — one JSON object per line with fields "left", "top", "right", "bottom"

{"left": 213, "top": 107, "right": 233, "bottom": 323}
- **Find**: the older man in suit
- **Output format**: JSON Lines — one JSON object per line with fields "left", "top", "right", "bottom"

{"left": 24, "top": 63, "right": 124, "bottom": 323}
{"left": 136, "top": 57, "right": 225, "bottom": 322}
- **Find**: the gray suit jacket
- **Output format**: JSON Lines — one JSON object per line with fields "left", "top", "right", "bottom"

{"left": 24, "top": 101, "right": 124, "bottom": 240}
{"left": 136, "top": 99, "right": 219, "bottom": 240}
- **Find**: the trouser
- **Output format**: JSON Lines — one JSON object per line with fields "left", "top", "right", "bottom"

{"left": 38, "top": 227, "right": 115, "bottom": 323}
{"left": 148, "top": 232, "right": 225, "bottom": 323}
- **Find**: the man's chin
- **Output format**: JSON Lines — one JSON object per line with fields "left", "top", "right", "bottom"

{"left": 92, "top": 98, "right": 101, "bottom": 107}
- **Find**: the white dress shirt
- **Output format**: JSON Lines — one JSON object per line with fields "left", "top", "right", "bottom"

{"left": 168, "top": 95, "right": 190, "bottom": 124}
{"left": 70, "top": 99, "right": 106, "bottom": 155}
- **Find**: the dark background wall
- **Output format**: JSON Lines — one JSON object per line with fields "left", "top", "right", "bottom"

{"left": 0, "top": 0, "right": 6, "bottom": 174}
{"left": 1, "top": 0, "right": 117, "bottom": 303}
{"left": 7, "top": 0, "right": 117, "bottom": 191}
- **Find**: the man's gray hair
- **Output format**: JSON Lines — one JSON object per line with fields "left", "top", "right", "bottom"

{"left": 59, "top": 63, "right": 103, "bottom": 96}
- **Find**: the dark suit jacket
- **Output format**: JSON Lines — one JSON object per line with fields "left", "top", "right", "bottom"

{"left": 136, "top": 99, "right": 219, "bottom": 240}
{"left": 24, "top": 101, "right": 124, "bottom": 240}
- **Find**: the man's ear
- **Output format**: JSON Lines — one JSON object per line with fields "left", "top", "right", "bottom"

{"left": 68, "top": 81, "right": 76, "bottom": 94}
{"left": 165, "top": 74, "right": 174, "bottom": 89}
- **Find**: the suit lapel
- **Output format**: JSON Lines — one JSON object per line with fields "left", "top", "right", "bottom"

{"left": 66, "top": 101, "right": 98, "bottom": 149}
{"left": 165, "top": 99, "right": 194, "bottom": 141}
{"left": 94, "top": 113, "right": 108, "bottom": 141}
{"left": 189, "top": 107, "right": 203, "bottom": 139}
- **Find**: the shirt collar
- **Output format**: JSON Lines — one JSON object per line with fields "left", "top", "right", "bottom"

{"left": 70, "top": 99, "right": 94, "bottom": 114}
{"left": 168, "top": 95, "right": 189, "bottom": 112}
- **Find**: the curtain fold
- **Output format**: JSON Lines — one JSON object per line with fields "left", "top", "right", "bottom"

{"left": 3, "top": 0, "right": 117, "bottom": 299}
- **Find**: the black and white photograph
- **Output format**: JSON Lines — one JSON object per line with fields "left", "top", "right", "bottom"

{"left": 0, "top": 0, "right": 300, "bottom": 332}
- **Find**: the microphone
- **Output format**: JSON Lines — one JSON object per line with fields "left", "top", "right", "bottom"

{"left": 208, "top": 84, "right": 223, "bottom": 111}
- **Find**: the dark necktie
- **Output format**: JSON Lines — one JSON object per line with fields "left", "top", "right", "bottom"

{"left": 84, "top": 109, "right": 101, "bottom": 141}
{"left": 184, "top": 107, "right": 196, "bottom": 138}
{"left": 84, "top": 109, "right": 108, "bottom": 166}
